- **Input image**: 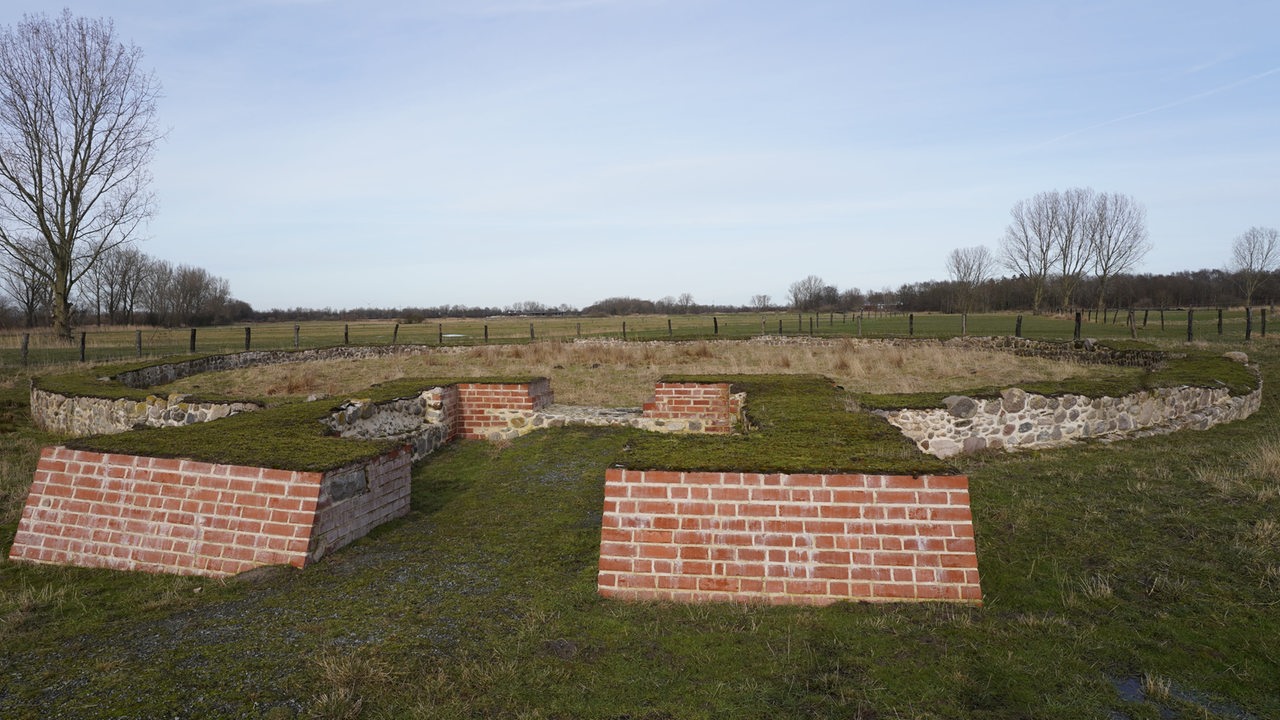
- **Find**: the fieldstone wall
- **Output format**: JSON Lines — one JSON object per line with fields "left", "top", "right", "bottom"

{"left": 113, "top": 345, "right": 433, "bottom": 388}
{"left": 31, "top": 345, "right": 440, "bottom": 436}
{"left": 323, "top": 381, "right": 746, "bottom": 450}
{"left": 879, "top": 379, "right": 1262, "bottom": 459}
{"left": 29, "top": 387, "right": 261, "bottom": 436}
{"left": 324, "top": 389, "right": 453, "bottom": 461}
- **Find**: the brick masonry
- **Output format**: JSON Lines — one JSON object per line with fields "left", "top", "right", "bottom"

{"left": 641, "top": 382, "right": 744, "bottom": 434}
{"left": 454, "top": 379, "right": 554, "bottom": 439}
{"left": 9, "top": 445, "right": 411, "bottom": 577}
{"left": 598, "top": 469, "right": 982, "bottom": 605}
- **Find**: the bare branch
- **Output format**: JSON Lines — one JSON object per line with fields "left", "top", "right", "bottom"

{"left": 0, "top": 10, "right": 160, "bottom": 338}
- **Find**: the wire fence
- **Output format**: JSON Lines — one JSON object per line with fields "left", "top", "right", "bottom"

{"left": 1, "top": 308, "right": 1272, "bottom": 371}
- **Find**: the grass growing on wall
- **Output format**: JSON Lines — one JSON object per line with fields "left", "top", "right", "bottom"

{"left": 618, "top": 374, "right": 953, "bottom": 475}
{"left": 857, "top": 351, "right": 1259, "bottom": 410}
{"left": 65, "top": 375, "right": 545, "bottom": 472}
{"left": 1, "top": 348, "right": 1278, "bottom": 716}
{"left": 0, "top": 340, "right": 1277, "bottom": 716}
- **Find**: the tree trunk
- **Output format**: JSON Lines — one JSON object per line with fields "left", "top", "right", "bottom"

{"left": 51, "top": 261, "right": 73, "bottom": 340}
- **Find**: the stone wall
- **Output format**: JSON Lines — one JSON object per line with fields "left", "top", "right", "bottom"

{"left": 29, "top": 387, "right": 262, "bottom": 437}
{"left": 322, "top": 379, "right": 748, "bottom": 448}
{"left": 598, "top": 469, "right": 981, "bottom": 605}
{"left": 9, "top": 446, "right": 411, "bottom": 577}
{"left": 879, "top": 380, "right": 1263, "bottom": 459}
{"left": 323, "top": 390, "right": 453, "bottom": 461}
{"left": 31, "top": 345, "right": 440, "bottom": 436}
{"left": 112, "top": 345, "right": 432, "bottom": 388}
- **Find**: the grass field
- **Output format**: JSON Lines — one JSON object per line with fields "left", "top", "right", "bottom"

{"left": 1, "top": 307, "right": 1274, "bottom": 369}
{"left": 0, "top": 335, "right": 1277, "bottom": 718}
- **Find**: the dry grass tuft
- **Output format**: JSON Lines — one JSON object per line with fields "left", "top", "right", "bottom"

{"left": 1140, "top": 672, "right": 1173, "bottom": 702}
{"left": 305, "top": 647, "right": 396, "bottom": 719}
{"left": 160, "top": 339, "right": 1113, "bottom": 408}
{"left": 1079, "top": 574, "right": 1114, "bottom": 601}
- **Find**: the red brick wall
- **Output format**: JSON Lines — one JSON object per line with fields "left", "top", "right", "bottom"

{"left": 9, "top": 445, "right": 414, "bottom": 577}
{"left": 598, "top": 469, "right": 981, "bottom": 605}
{"left": 310, "top": 447, "right": 412, "bottom": 560}
{"left": 641, "top": 382, "right": 739, "bottom": 433}
{"left": 454, "top": 379, "right": 553, "bottom": 439}
{"left": 10, "top": 447, "right": 322, "bottom": 576}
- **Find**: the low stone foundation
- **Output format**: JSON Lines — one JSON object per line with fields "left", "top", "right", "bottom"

{"left": 598, "top": 469, "right": 981, "bottom": 605}
{"left": 29, "top": 387, "right": 262, "bottom": 436}
{"left": 323, "top": 379, "right": 744, "bottom": 446}
{"left": 13, "top": 378, "right": 748, "bottom": 578}
{"left": 879, "top": 378, "right": 1262, "bottom": 459}
{"left": 9, "top": 446, "right": 411, "bottom": 577}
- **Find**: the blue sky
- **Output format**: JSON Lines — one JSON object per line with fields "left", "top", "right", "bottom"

{"left": 10, "top": 1, "right": 1279, "bottom": 310}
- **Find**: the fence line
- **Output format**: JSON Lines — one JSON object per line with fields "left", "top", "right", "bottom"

{"left": 0, "top": 308, "right": 1269, "bottom": 370}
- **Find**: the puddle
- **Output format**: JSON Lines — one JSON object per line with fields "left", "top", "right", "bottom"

{"left": 1108, "top": 675, "right": 1259, "bottom": 720}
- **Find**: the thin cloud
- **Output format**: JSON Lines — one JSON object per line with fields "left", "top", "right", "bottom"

{"left": 1041, "top": 65, "right": 1280, "bottom": 146}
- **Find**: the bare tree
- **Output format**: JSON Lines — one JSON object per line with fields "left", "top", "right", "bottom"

{"left": 0, "top": 236, "right": 50, "bottom": 327}
{"left": 1054, "top": 187, "right": 1094, "bottom": 310}
{"left": 999, "top": 194, "right": 1058, "bottom": 314}
{"left": 839, "top": 287, "right": 864, "bottom": 311}
{"left": 1088, "top": 192, "right": 1149, "bottom": 314}
{"left": 787, "top": 275, "right": 825, "bottom": 311}
{"left": 677, "top": 292, "right": 695, "bottom": 314}
{"left": 139, "top": 256, "right": 174, "bottom": 325}
{"left": 1231, "top": 226, "right": 1280, "bottom": 307}
{"left": 750, "top": 293, "right": 771, "bottom": 311}
{"left": 946, "top": 245, "right": 995, "bottom": 314}
{"left": 0, "top": 10, "right": 161, "bottom": 339}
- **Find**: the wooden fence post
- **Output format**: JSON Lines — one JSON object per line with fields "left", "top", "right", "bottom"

{"left": 667, "top": 318, "right": 672, "bottom": 337}
{"left": 1015, "top": 315, "right": 1023, "bottom": 338}
{"left": 484, "top": 324, "right": 489, "bottom": 343}
{"left": 189, "top": 328, "right": 197, "bottom": 353}
{"left": 391, "top": 323, "right": 398, "bottom": 345}
{"left": 908, "top": 314, "right": 914, "bottom": 337}
{"left": 344, "top": 324, "right": 349, "bottom": 345}
{"left": 529, "top": 323, "right": 535, "bottom": 340}
{"left": 961, "top": 313, "right": 967, "bottom": 336}
{"left": 1073, "top": 312, "right": 1081, "bottom": 340}
{"left": 439, "top": 323, "right": 444, "bottom": 345}
{"left": 1246, "top": 307, "right": 1253, "bottom": 341}
{"left": 1187, "top": 309, "right": 1194, "bottom": 342}
{"left": 713, "top": 317, "right": 718, "bottom": 335}
{"left": 21, "top": 333, "right": 29, "bottom": 365}
{"left": 136, "top": 329, "right": 142, "bottom": 357}
{"left": 295, "top": 324, "right": 301, "bottom": 348}
{"left": 244, "top": 327, "right": 251, "bottom": 352}
{"left": 623, "top": 321, "right": 627, "bottom": 341}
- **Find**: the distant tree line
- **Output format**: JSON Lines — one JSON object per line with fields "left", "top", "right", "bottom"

{"left": 1, "top": 245, "right": 247, "bottom": 329}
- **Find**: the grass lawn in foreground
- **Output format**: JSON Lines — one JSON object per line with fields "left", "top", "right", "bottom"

{"left": 0, "top": 342, "right": 1276, "bottom": 718}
